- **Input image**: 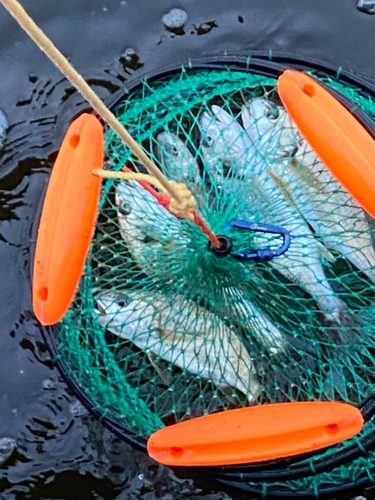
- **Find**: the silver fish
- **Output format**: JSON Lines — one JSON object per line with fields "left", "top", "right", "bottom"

{"left": 237, "top": 176, "right": 346, "bottom": 322}
{"left": 281, "top": 140, "right": 375, "bottom": 284}
{"left": 115, "top": 180, "right": 188, "bottom": 280}
{"left": 199, "top": 105, "right": 254, "bottom": 182}
{"left": 97, "top": 290, "right": 260, "bottom": 403}
{"left": 241, "top": 97, "right": 301, "bottom": 166}
{"left": 156, "top": 132, "right": 202, "bottom": 188}
{"left": 224, "top": 287, "right": 286, "bottom": 355}
{"left": 238, "top": 102, "right": 346, "bottom": 321}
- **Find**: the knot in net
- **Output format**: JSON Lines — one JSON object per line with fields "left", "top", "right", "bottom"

{"left": 55, "top": 64, "right": 375, "bottom": 496}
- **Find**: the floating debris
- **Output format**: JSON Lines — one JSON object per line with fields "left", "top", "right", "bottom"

{"left": 69, "top": 400, "right": 88, "bottom": 417}
{"left": 162, "top": 8, "right": 187, "bottom": 34}
{"left": 120, "top": 48, "right": 143, "bottom": 70}
{"left": 194, "top": 20, "right": 217, "bottom": 35}
{"left": 0, "top": 437, "right": 16, "bottom": 466}
{"left": 42, "top": 378, "right": 55, "bottom": 390}
{"left": 357, "top": 0, "right": 375, "bottom": 14}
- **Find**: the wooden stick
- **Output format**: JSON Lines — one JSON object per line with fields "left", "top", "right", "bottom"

{"left": 0, "top": 0, "right": 184, "bottom": 204}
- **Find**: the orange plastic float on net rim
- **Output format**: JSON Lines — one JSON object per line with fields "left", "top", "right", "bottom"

{"left": 147, "top": 401, "right": 363, "bottom": 467}
{"left": 277, "top": 69, "right": 375, "bottom": 219}
{"left": 32, "top": 113, "right": 103, "bottom": 326}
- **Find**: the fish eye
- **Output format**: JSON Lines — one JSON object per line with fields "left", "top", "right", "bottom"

{"left": 202, "top": 136, "right": 213, "bottom": 148}
{"left": 266, "top": 106, "right": 280, "bottom": 121}
{"left": 222, "top": 160, "right": 233, "bottom": 177}
{"left": 143, "top": 234, "right": 157, "bottom": 243}
{"left": 119, "top": 204, "right": 131, "bottom": 216}
{"left": 172, "top": 146, "right": 179, "bottom": 157}
{"left": 117, "top": 293, "right": 129, "bottom": 307}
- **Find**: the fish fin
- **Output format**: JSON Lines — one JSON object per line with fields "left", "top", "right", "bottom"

{"left": 241, "top": 105, "right": 252, "bottom": 131}
{"left": 147, "top": 351, "right": 172, "bottom": 386}
{"left": 317, "top": 241, "right": 336, "bottom": 264}
{"left": 211, "top": 105, "right": 234, "bottom": 125}
{"left": 268, "top": 170, "right": 299, "bottom": 210}
{"left": 155, "top": 325, "right": 186, "bottom": 342}
{"left": 218, "top": 385, "right": 242, "bottom": 405}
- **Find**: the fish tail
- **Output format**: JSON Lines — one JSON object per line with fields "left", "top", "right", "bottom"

{"left": 335, "top": 243, "right": 375, "bottom": 285}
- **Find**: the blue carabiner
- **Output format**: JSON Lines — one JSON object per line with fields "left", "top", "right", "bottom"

{"left": 225, "top": 219, "right": 291, "bottom": 262}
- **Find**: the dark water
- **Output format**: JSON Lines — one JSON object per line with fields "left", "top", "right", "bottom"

{"left": 2, "top": 1, "right": 375, "bottom": 498}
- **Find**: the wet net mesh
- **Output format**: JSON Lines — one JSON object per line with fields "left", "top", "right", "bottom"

{"left": 56, "top": 66, "right": 375, "bottom": 495}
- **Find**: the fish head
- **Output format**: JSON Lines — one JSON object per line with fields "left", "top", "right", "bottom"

{"left": 199, "top": 110, "right": 227, "bottom": 178}
{"left": 115, "top": 180, "right": 178, "bottom": 232}
{"left": 96, "top": 291, "right": 159, "bottom": 347}
{"left": 199, "top": 110, "right": 226, "bottom": 155}
{"left": 242, "top": 98, "right": 301, "bottom": 162}
{"left": 200, "top": 108, "right": 250, "bottom": 180}
{"left": 211, "top": 105, "right": 252, "bottom": 160}
{"left": 200, "top": 108, "right": 250, "bottom": 159}
{"left": 156, "top": 132, "right": 201, "bottom": 187}
{"left": 115, "top": 180, "right": 155, "bottom": 219}
{"left": 96, "top": 291, "right": 134, "bottom": 329}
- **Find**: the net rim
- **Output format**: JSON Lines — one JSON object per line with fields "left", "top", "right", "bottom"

{"left": 32, "top": 53, "right": 375, "bottom": 497}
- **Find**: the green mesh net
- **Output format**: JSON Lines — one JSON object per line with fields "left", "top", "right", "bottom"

{"left": 55, "top": 65, "right": 375, "bottom": 496}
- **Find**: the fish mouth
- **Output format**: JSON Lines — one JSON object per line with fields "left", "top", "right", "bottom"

{"left": 276, "top": 140, "right": 303, "bottom": 160}
{"left": 291, "top": 139, "right": 304, "bottom": 156}
{"left": 96, "top": 302, "right": 105, "bottom": 314}
{"left": 96, "top": 295, "right": 112, "bottom": 314}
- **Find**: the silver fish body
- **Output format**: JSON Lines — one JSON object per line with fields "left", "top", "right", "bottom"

{"left": 235, "top": 101, "right": 346, "bottom": 321}
{"left": 237, "top": 175, "right": 346, "bottom": 322}
{"left": 199, "top": 105, "right": 254, "bottom": 182}
{"left": 224, "top": 287, "right": 286, "bottom": 355}
{"left": 282, "top": 140, "right": 375, "bottom": 284}
{"left": 97, "top": 290, "right": 260, "bottom": 402}
{"left": 155, "top": 132, "right": 205, "bottom": 208}
{"left": 115, "top": 180, "right": 188, "bottom": 280}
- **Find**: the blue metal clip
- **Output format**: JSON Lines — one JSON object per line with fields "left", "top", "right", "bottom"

{"left": 225, "top": 219, "right": 291, "bottom": 262}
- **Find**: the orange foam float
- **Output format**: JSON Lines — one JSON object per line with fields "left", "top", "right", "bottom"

{"left": 277, "top": 70, "right": 375, "bottom": 219}
{"left": 147, "top": 401, "right": 363, "bottom": 467}
{"left": 33, "top": 113, "right": 103, "bottom": 326}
